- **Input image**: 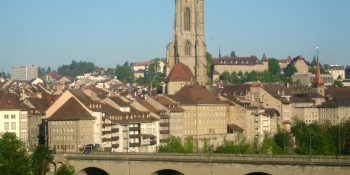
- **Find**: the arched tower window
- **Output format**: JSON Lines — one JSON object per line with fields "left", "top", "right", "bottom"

{"left": 185, "top": 40, "right": 191, "bottom": 55}
{"left": 184, "top": 7, "right": 191, "bottom": 31}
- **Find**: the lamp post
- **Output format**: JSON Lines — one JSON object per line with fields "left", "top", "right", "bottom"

{"left": 309, "top": 129, "right": 312, "bottom": 158}
{"left": 238, "top": 126, "right": 241, "bottom": 155}
{"left": 338, "top": 116, "right": 341, "bottom": 157}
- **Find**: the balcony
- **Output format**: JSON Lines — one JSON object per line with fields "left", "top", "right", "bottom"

{"left": 150, "top": 140, "right": 156, "bottom": 145}
{"left": 112, "top": 144, "right": 119, "bottom": 148}
{"left": 160, "top": 139, "right": 168, "bottom": 143}
{"left": 129, "top": 134, "right": 140, "bottom": 138}
{"left": 160, "top": 130, "right": 170, "bottom": 134}
{"left": 112, "top": 136, "right": 120, "bottom": 141}
{"left": 129, "top": 127, "right": 140, "bottom": 131}
{"left": 129, "top": 142, "right": 141, "bottom": 147}
{"left": 102, "top": 138, "right": 112, "bottom": 142}
{"left": 102, "top": 131, "right": 112, "bottom": 135}
{"left": 112, "top": 128, "right": 119, "bottom": 132}
{"left": 102, "top": 123, "right": 112, "bottom": 127}
{"left": 160, "top": 123, "right": 169, "bottom": 126}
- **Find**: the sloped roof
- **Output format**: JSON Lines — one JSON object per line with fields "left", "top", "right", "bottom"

{"left": 0, "top": 90, "right": 26, "bottom": 110}
{"left": 325, "top": 86, "right": 350, "bottom": 98}
{"left": 261, "top": 53, "right": 268, "bottom": 62}
{"left": 150, "top": 96, "right": 184, "bottom": 112}
{"left": 212, "top": 55, "right": 263, "bottom": 65}
{"left": 26, "top": 97, "right": 51, "bottom": 113}
{"left": 47, "top": 97, "right": 95, "bottom": 121}
{"left": 175, "top": 84, "right": 226, "bottom": 105}
{"left": 311, "top": 57, "right": 325, "bottom": 86}
{"left": 109, "top": 97, "right": 130, "bottom": 107}
{"left": 164, "top": 62, "right": 195, "bottom": 82}
{"left": 319, "top": 96, "right": 350, "bottom": 108}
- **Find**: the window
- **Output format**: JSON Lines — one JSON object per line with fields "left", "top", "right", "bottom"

{"left": 11, "top": 122, "right": 16, "bottom": 130}
{"left": 4, "top": 115, "right": 9, "bottom": 119}
{"left": 184, "top": 7, "right": 190, "bottom": 31}
{"left": 185, "top": 40, "right": 191, "bottom": 55}
{"left": 4, "top": 122, "right": 9, "bottom": 130}
{"left": 11, "top": 114, "right": 15, "bottom": 119}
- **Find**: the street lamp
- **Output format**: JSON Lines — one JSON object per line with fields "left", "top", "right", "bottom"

{"left": 238, "top": 126, "right": 241, "bottom": 155}
{"left": 309, "top": 129, "right": 312, "bottom": 158}
{"left": 338, "top": 116, "right": 341, "bottom": 157}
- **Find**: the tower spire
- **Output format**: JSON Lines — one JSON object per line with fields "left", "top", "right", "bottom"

{"left": 174, "top": 0, "right": 179, "bottom": 64}
{"left": 311, "top": 47, "right": 325, "bottom": 86}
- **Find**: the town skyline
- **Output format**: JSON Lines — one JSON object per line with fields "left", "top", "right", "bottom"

{"left": 1, "top": 0, "right": 349, "bottom": 73}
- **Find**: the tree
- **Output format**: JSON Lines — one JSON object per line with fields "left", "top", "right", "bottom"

{"left": 334, "top": 80, "right": 344, "bottom": 88}
{"left": 47, "top": 66, "right": 52, "bottom": 73}
{"left": 310, "top": 56, "right": 317, "bottom": 67}
{"left": 183, "top": 136, "right": 195, "bottom": 153}
{"left": 220, "top": 71, "right": 230, "bottom": 80}
{"left": 30, "top": 145, "right": 54, "bottom": 175}
{"left": 115, "top": 65, "right": 132, "bottom": 83}
{"left": 147, "top": 59, "right": 161, "bottom": 81}
{"left": 158, "top": 135, "right": 184, "bottom": 153}
{"left": 230, "top": 50, "right": 236, "bottom": 57}
{"left": 268, "top": 58, "right": 281, "bottom": 75}
{"left": 56, "top": 161, "right": 75, "bottom": 175}
{"left": 0, "top": 132, "right": 31, "bottom": 175}
{"left": 135, "top": 76, "right": 144, "bottom": 85}
{"left": 206, "top": 52, "right": 213, "bottom": 75}
{"left": 284, "top": 64, "right": 298, "bottom": 77}
{"left": 337, "top": 75, "right": 342, "bottom": 80}
{"left": 274, "top": 125, "right": 294, "bottom": 153}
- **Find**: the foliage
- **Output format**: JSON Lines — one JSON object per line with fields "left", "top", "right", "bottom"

{"left": 334, "top": 80, "right": 344, "bottom": 88}
{"left": 284, "top": 64, "right": 298, "bottom": 77}
{"left": 295, "top": 89, "right": 306, "bottom": 95}
{"left": 0, "top": 132, "right": 31, "bottom": 175}
{"left": 135, "top": 76, "right": 145, "bottom": 85}
{"left": 309, "top": 67, "right": 329, "bottom": 74}
{"left": 183, "top": 136, "right": 195, "bottom": 153}
{"left": 342, "top": 119, "right": 350, "bottom": 155}
{"left": 115, "top": 64, "right": 132, "bottom": 83}
{"left": 215, "top": 136, "right": 254, "bottom": 154}
{"left": 206, "top": 52, "right": 213, "bottom": 75}
{"left": 268, "top": 58, "right": 281, "bottom": 75}
{"left": 337, "top": 75, "right": 342, "bottom": 80}
{"left": 57, "top": 60, "right": 96, "bottom": 78}
{"left": 274, "top": 125, "right": 294, "bottom": 153}
{"left": 31, "top": 145, "right": 54, "bottom": 175}
{"left": 56, "top": 161, "right": 75, "bottom": 175}
{"left": 230, "top": 50, "right": 236, "bottom": 57}
{"left": 158, "top": 135, "right": 184, "bottom": 153}
{"left": 147, "top": 58, "right": 161, "bottom": 81}
{"left": 310, "top": 56, "right": 317, "bottom": 67}
{"left": 0, "top": 71, "right": 10, "bottom": 79}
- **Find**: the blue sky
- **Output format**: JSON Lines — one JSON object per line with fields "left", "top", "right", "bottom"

{"left": 1, "top": 0, "right": 349, "bottom": 73}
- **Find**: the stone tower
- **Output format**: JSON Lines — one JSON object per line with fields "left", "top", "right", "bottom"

{"left": 166, "top": 0, "right": 208, "bottom": 84}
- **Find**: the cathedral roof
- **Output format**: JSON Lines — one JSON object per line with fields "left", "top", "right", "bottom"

{"left": 261, "top": 53, "right": 268, "bottom": 62}
{"left": 164, "top": 62, "right": 195, "bottom": 82}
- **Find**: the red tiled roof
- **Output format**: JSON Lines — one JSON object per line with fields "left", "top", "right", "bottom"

{"left": 175, "top": 84, "right": 226, "bottom": 105}
{"left": 0, "top": 90, "right": 26, "bottom": 110}
{"left": 47, "top": 97, "right": 95, "bottom": 121}
{"left": 164, "top": 62, "right": 195, "bottom": 82}
{"left": 150, "top": 96, "right": 184, "bottom": 112}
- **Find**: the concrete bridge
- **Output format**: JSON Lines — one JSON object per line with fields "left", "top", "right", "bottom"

{"left": 52, "top": 153, "right": 350, "bottom": 175}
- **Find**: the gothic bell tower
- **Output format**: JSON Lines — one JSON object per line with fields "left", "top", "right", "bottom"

{"left": 166, "top": 0, "right": 208, "bottom": 84}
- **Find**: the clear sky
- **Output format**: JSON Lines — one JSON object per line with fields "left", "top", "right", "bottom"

{"left": 1, "top": 0, "right": 349, "bottom": 73}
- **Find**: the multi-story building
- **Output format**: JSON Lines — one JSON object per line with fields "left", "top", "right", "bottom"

{"left": 10, "top": 65, "right": 38, "bottom": 80}
{"left": 212, "top": 55, "right": 268, "bottom": 76}
{"left": 324, "top": 64, "right": 345, "bottom": 80}
{"left": 0, "top": 90, "right": 29, "bottom": 148}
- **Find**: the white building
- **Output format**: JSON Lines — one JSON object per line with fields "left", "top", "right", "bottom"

{"left": 0, "top": 90, "right": 29, "bottom": 147}
{"left": 10, "top": 65, "right": 38, "bottom": 80}
{"left": 325, "top": 64, "right": 345, "bottom": 80}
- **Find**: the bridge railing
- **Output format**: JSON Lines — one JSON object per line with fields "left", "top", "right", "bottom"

{"left": 62, "top": 152, "right": 350, "bottom": 166}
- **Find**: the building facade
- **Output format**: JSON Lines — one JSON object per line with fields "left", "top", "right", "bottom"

{"left": 11, "top": 65, "right": 38, "bottom": 80}
{"left": 166, "top": 0, "right": 207, "bottom": 83}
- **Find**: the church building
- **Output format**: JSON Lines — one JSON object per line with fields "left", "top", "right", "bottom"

{"left": 166, "top": 0, "right": 208, "bottom": 85}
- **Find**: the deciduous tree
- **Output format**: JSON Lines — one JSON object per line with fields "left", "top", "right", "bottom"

{"left": 31, "top": 145, "right": 54, "bottom": 175}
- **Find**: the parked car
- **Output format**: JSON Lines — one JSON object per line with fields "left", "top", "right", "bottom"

{"left": 83, "top": 145, "right": 93, "bottom": 154}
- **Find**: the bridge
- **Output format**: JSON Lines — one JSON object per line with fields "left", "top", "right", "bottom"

{"left": 52, "top": 153, "right": 350, "bottom": 175}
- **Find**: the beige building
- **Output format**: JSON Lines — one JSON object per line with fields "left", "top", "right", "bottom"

{"left": 166, "top": 0, "right": 207, "bottom": 83}
{"left": 291, "top": 55, "right": 309, "bottom": 74}
{"left": 212, "top": 55, "right": 268, "bottom": 76}
{"left": 325, "top": 64, "right": 345, "bottom": 80}
{"left": 164, "top": 62, "right": 196, "bottom": 95}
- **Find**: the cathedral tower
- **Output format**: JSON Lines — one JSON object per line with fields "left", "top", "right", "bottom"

{"left": 166, "top": 0, "right": 208, "bottom": 84}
